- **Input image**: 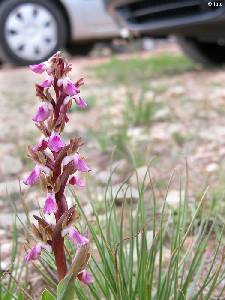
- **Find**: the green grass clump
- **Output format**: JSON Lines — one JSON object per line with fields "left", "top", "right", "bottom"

{"left": 124, "top": 90, "right": 160, "bottom": 126}
{"left": 30, "top": 167, "right": 225, "bottom": 300}
{"left": 93, "top": 53, "right": 197, "bottom": 85}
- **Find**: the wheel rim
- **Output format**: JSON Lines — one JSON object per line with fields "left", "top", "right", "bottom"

{"left": 4, "top": 3, "right": 58, "bottom": 61}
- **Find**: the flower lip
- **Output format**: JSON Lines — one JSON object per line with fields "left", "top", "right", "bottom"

{"left": 23, "top": 165, "right": 41, "bottom": 186}
{"left": 29, "top": 62, "right": 46, "bottom": 74}
{"left": 32, "top": 103, "right": 52, "bottom": 122}
{"left": 77, "top": 269, "right": 93, "bottom": 285}
{"left": 57, "top": 77, "right": 79, "bottom": 96}
{"left": 25, "top": 242, "right": 51, "bottom": 262}
{"left": 23, "top": 165, "right": 51, "bottom": 186}
{"left": 48, "top": 132, "right": 65, "bottom": 152}
{"left": 43, "top": 193, "right": 58, "bottom": 215}
{"left": 74, "top": 153, "right": 91, "bottom": 172}
{"left": 74, "top": 95, "right": 87, "bottom": 109}
{"left": 69, "top": 174, "right": 85, "bottom": 188}
{"left": 62, "top": 227, "right": 89, "bottom": 247}
{"left": 32, "top": 136, "right": 48, "bottom": 152}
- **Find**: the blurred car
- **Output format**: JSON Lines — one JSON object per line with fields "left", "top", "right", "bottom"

{"left": 105, "top": 0, "right": 225, "bottom": 66}
{"left": 0, "top": 0, "right": 120, "bottom": 65}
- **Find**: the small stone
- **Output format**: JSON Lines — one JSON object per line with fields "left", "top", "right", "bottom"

{"left": 167, "top": 85, "right": 185, "bottom": 97}
{"left": 106, "top": 184, "right": 139, "bottom": 205}
{"left": 206, "top": 163, "right": 219, "bottom": 173}
{"left": 154, "top": 107, "right": 170, "bottom": 121}
{"left": 0, "top": 155, "right": 23, "bottom": 176}
{"left": 166, "top": 190, "right": 185, "bottom": 208}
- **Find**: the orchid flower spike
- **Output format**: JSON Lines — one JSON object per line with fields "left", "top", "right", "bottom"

{"left": 25, "top": 52, "right": 92, "bottom": 284}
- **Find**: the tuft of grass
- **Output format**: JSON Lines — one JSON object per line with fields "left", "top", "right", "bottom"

{"left": 92, "top": 53, "right": 197, "bottom": 85}
{"left": 124, "top": 90, "right": 161, "bottom": 126}
{"left": 31, "top": 166, "right": 225, "bottom": 299}
{"left": 0, "top": 223, "right": 30, "bottom": 300}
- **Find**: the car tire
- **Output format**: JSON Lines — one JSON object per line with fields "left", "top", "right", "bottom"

{"left": 66, "top": 42, "right": 94, "bottom": 56}
{"left": 0, "top": 0, "right": 67, "bottom": 66}
{"left": 177, "top": 37, "right": 225, "bottom": 67}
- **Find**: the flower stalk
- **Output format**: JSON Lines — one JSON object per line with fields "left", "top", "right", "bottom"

{"left": 24, "top": 52, "right": 92, "bottom": 285}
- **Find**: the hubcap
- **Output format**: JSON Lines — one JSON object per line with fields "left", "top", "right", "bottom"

{"left": 5, "top": 3, "right": 58, "bottom": 61}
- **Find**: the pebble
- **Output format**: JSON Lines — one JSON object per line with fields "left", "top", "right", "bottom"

{"left": 206, "top": 163, "right": 219, "bottom": 173}
{"left": 166, "top": 190, "right": 185, "bottom": 208}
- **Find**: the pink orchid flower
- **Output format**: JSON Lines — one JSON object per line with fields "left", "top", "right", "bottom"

{"left": 23, "top": 165, "right": 51, "bottom": 186}
{"left": 69, "top": 174, "right": 85, "bottom": 187}
{"left": 43, "top": 193, "right": 58, "bottom": 214}
{"left": 62, "top": 227, "right": 89, "bottom": 247}
{"left": 32, "top": 136, "right": 48, "bottom": 152}
{"left": 29, "top": 62, "right": 47, "bottom": 74}
{"left": 74, "top": 94, "right": 87, "bottom": 109}
{"left": 25, "top": 242, "right": 51, "bottom": 261}
{"left": 39, "top": 76, "right": 53, "bottom": 88}
{"left": 48, "top": 132, "right": 65, "bottom": 152}
{"left": 63, "top": 153, "right": 90, "bottom": 172}
{"left": 57, "top": 77, "right": 79, "bottom": 96}
{"left": 32, "top": 102, "right": 53, "bottom": 122}
{"left": 77, "top": 269, "right": 93, "bottom": 285}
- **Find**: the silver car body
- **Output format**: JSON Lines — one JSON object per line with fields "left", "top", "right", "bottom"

{"left": 61, "top": 0, "right": 120, "bottom": 40}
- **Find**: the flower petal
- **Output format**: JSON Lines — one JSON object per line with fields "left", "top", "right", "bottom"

{"left": 66, "top": 228, "right": 89, "bottom": 246}
{"left": 23, "top": 166, "right": 40, "bottom": 186}
{"left": 32, "top": 103, "right": 51, "bottom": 122}
{"left": 75, "top": 95, "right": 87, "bottom": 109}
{"left": 25, "top": 244, "right": 42, "bottom": 261}
{"left": 39, "top": 78, "right": 52, "bottom": 88}
{"left": 48, "top": 132, "right": 64, "bottom": 152}
{"left": 65, "top": 82, "right": 78, "bottom": 96}
{"left": 74, "top": 154, "right": 90, "bottom": 172}
{"left": 32, "top": 136, "right": 48, "bottom": 152}
{"left": 77, "top": 270, "right": 93, "bottom": 285}
{"left": 29, "top": 63, "right": 46, "bottom": 74}
{"left": 69, "top": 175, "right": 85, "bottom": 188}
{"left": 43, "top": 193, "right": 57, "bottom": 214}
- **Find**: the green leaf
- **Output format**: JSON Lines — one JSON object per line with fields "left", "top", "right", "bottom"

{"left": 57, "top": 274, "right": 75, "bottom": 300}
{"left": 41, "top": 289, "right": 55, "bottom": 300}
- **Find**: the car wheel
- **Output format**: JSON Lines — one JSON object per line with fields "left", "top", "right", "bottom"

{"left": 66, "top": 42, "right": 94, "bottom": 56}
{"left": 0, "top": 0, "right": 67, "bottom": 66}
{"left": 177, "top": 37, "right": 225, "bottom": 67}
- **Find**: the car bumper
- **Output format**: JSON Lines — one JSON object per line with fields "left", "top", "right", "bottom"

{"left": 105, "top": 0, "right": 225, "bottom": 39}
